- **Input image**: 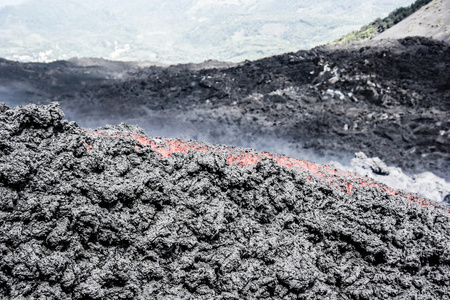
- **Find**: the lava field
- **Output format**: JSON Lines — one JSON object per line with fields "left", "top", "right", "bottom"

{"left": 1, "top": 37, "right": 449, "bottom": 181}
{"left": 0, "top": 103, "right": 449, "bottom": 299}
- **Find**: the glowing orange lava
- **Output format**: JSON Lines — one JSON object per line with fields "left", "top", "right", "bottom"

{"left": 80, "top": 128, "right": 449, "bottom": 214}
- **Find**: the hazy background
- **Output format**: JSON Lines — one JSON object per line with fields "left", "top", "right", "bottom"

{"left": 0, "top": 0, "right": 416, "bottom": 63}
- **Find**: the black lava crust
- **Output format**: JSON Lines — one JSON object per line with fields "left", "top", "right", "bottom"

{"left": 1, "top": 37, "right": 448, "bottom": 179}
{"left": 0, "top": 103, "right": 449, "bottom": 299}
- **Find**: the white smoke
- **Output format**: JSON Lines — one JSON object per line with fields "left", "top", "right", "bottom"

{"left": 331, "top": 152, "right": 450, "bottom": 204}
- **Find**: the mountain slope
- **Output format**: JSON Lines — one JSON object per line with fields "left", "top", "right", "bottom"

{"left": 1, "top": 37, "right": 449, "bottom": 186}
{"left": 331, "top": 0, "right": 434, "bottom": 44}
{"left": 374, "top": 0, "right": 450, "bottom": 42}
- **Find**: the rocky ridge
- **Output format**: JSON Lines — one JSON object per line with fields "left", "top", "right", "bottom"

{"left": 1, "top": 103, "right": 449, "bottom": 299}
{"left": 0, "top": 37, "right": 449, "bottom": 193}
{"left": 4, "top": 37, "right": 447, "bottom": 177}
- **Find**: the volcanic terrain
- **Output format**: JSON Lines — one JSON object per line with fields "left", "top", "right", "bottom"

{"left": 1, "top": 36, "right": 449, "bottom": 184}
{"left": 0, "top": 102, "right": 449, "bottom": 299}
{"left": 1, "top": 0, "right": 449, "bottom": 297}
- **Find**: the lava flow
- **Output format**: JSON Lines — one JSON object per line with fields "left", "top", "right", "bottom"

{"left": 81, "top": 128, "right": 447, "bottom": 214}
{"left": 2, "top": 103, "right": 449, "bottom": 299}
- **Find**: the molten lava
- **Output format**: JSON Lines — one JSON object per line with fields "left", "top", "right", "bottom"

{"left": 81, "top": 128, "right": 447, "bottom": 214}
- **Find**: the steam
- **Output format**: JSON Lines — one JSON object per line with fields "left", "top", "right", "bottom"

{"left": 1, "top": 54, "right": 448, "bottom": 204}
{"left": 331, "top": 153, "right": 450, "bottom": 204}
{"left": 62, "top": 105, "right": 353, "bottom": 167}
{"left": 61, "top": 105, "right": 450, "bottom": 204}
{"left": 0, "top": 82, "right": 47, "bottom": 107}
{"left": 2, "top": 92, "right": 448, "bottom": 204}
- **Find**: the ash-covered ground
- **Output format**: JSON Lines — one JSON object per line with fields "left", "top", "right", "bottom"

{"left": 0, "top": 103, "right": 449, "bottom": 299}
{"left": 0, "top": 37, "right": 448, "bottom": 186}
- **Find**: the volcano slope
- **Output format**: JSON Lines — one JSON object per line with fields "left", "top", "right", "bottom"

{"left": 1, "top": 37, "right": 448, "bottom": 181}
{"left": 1, "top": 103, "right": 449, "bottom": 299}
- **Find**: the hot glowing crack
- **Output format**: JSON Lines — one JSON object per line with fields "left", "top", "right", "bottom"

{"left": 81, "top": 128, "right": 448, "bottom": 214}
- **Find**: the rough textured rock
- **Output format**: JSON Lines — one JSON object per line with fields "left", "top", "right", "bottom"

{"left": 1, "top": 37, "right": 449, "bottom": 181}
{"left": 1, "top": 103, "right": 449, "bottom": 299}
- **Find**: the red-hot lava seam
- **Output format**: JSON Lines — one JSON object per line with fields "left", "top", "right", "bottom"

{"left": 80, "top": 129, "right": 448, "bottom": 214}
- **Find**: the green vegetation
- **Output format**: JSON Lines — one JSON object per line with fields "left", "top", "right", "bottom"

{"left": 331, "top": 0, "right": 433, "bottom": 44}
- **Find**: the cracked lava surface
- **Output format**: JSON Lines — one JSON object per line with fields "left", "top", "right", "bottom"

{"left": 1, "top": 103, "right": 449, "bottom": 299}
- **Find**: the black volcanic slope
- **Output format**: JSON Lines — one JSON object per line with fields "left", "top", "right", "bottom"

{"left": 0, "top": 103, "right": 449, "bottom": 299}
{"left": 0, "top": 37, "right": 449, "bottom": 180}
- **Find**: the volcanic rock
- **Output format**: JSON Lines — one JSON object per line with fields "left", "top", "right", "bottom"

{"left": 351, "top": 152, "right": 391, "bottom": 176}
{"left": 0, "top": 37, "right": 448, "bottom": 182}
{"left": 0, "top": 103, "right": 449, "bottom": 299}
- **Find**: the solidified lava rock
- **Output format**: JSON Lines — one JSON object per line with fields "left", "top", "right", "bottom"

{"left": 1, "top": 103, "right": 449, "bottom": 299}
{"left": 2, "top": 37, "right": 448, "bottom": 180}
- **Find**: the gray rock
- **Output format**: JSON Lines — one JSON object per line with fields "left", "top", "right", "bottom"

{"left": 0, "top": 103, "right": 449, "bottom": 299}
